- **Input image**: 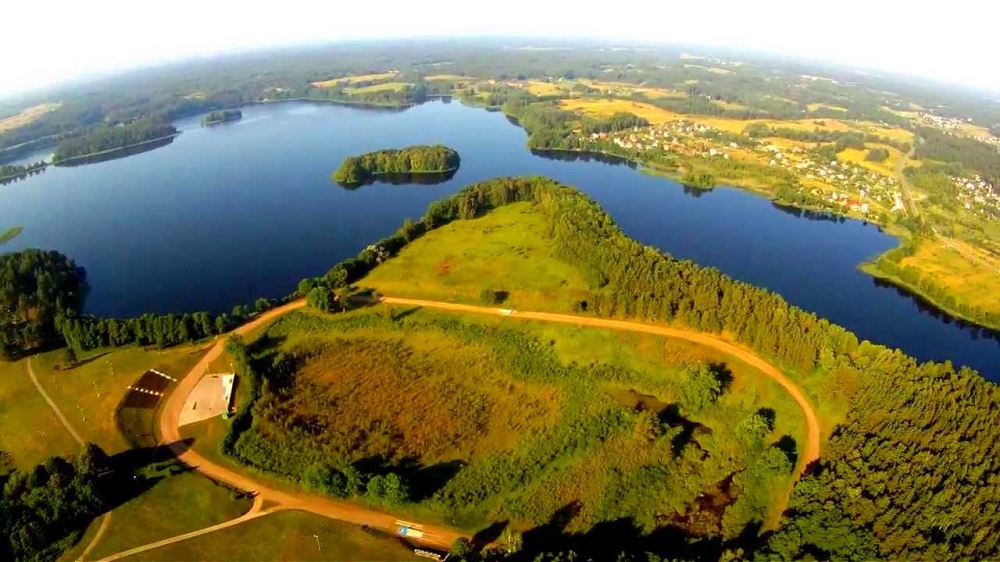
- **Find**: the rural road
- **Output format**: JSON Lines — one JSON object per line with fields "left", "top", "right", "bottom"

{"left": 157, "top": 295, "right": 821, "bottom": 552}
{"left": 96, "top": 496, "right": 281, "bottom": 562}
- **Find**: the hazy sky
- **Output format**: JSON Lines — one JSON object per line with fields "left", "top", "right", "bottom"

{"left": 4, "top": 0, "right": 997, "bottom": 96}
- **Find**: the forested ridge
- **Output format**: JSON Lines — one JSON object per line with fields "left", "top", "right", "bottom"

{"left": 291, "top": 177, "right": 1000, "bottom": 560}
{"left": 332, "top": 145, "right": 460, "bottom": 185}
{"left": 52, "top": 119, "right": 177, "bottom": 162}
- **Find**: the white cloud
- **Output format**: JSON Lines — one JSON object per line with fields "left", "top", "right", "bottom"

{"left": 4, "top": 0, "right": 999, "bottom": 96}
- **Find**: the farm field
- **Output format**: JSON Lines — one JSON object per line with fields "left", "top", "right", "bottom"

{"left": 311, "top": 72, "right": 400, "bottom": 88}
{"left": 838, "top": 145, "right": 904, "bottom": 178}
{"left": 0, "top": 102, "right": 61, "bottom": 133}
{"left": 896, "top": 238, "right": 1000, "bottom": 316}
{"left": 344, "top": 82, "right": 411, "bottom": 95}
{"left": 364, "top": 202, "right": 590, "bottom": 312}
{"left": 129, "top": 510, "right": 419, "bottom": 561}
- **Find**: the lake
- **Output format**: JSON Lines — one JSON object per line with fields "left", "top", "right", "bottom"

{"left": 1, "top": 100, "right": 997, "bottom": 379}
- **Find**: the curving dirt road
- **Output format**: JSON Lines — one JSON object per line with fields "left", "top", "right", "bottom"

{"left": 158, "top": 300, "right": 465, "bottom": 551}
{"left": 158, "top": 296, "right": 821, "bottom": 548}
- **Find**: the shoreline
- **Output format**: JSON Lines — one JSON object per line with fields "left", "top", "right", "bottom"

{"left": 525, "top": 144, "right": 1000, "bottom": 334}
{"left": 52, "top": 132, "right": 180, "bottom": 165}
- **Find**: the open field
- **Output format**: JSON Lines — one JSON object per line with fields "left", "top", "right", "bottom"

{"left": 807, "top": 103, "right": 847, "bottom": 113}
{"left": 344, "top": 82, "right": 411, "bottom": 95}
{"left": 0, "top": 102, "right": 61, "bottom": 133}
{"left": 0, "top": 360, "right": 79, "bottom": 469}
{"left": 713, "top": 100, "right": 747, "bottom": 111}
{"left": 684, "top": 64, "right": 732, "bottom": 75}
{"left": 81, "top": 470, "right": 252, "bottom": 561}
{"left": 838, "top": 145, "right": 904, "bottom": 178}
{"left": 128, "top": 510, "right": 419, "bottom": 561}
{"left": 523, "top": 80, "right": 564, "bottom": 96}
{"left": 896, "top": 238, "right": 1000, "bottom": 316}
{"left": 574, "top": 79, "right": 687, "bottom": 100}
{"left": 311, "top": 72, "right": 399, "bottom": 88}
{"left": 423, "top": 74, "right": 470, "bottom": 82}
{"left": 364, "top": 203, "right": 590, "bottom": 312}
{"left": 559, "top": 98, "right": 682, "bottom": 124}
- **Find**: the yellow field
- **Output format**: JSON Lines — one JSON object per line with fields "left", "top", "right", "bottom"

{"left": 837, "top": 145, "right": 903, "bottom": 178}
{"left": 423, "top": 74, "right": 469, "bottom": 81}
{"left": 0, "top": 102, "right": 61, "bottom": 134}
{"left": 714, "top": 100, "right": 747, "bottom": 111}
{"left": 574, "top": 79, "right": 687, "bottom": 99}
{"left": 684, "top": 64, "right": 732, "bottom": 75}
{"left": 343, "top": 82, "right": 410, "bottom": 94}
{"left": 853, "top": 121, "right": 914, "bottom": 144}
{"left": 807, "top": 103, "right": 847, "bottom": 113}
{"left": 524, "top": 80, "right": 564, "bottom": 96}
{"left": 311, "top": 72, "right": 399, "bottom": 88}
{"left": 559, "top": 98, "right": 681, "bottom": 125}
{"left": 898, "top": 238, "right": 1000, "bottom": 316}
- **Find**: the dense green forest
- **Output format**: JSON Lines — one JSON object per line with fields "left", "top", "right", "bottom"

{"left": 286, "top": 177, "right": 1000, "bottom": 560}
{"left": 0, "top": 250, "right": 87, "bottom": 357}
{"left": 52, "top": 119, "right": 177, "bottom": 162}
{"left": 1, "top": 444, "right": 120, "bottom": 562}
{"left": 914, "top": 126, "right": 1000, "bottom": 182}
{"left": 332, "top": 145, "right": 460, "bottom": 185}
{"left": 202, "top": 109, "right": 242, "bottom": 125}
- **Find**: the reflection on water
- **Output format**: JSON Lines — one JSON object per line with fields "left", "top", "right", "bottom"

{"left": 336, "top": 169, "right": 458, "bottom": 190}
{"left": 54, "top": 136, "right": 176, "bottom": 167}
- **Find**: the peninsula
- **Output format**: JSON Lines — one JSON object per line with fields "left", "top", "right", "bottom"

{"left": 331, "top": 144, "right": 460, "bottom": 186}
{"left": 202, "top": 109, "right": 243, "bottom": 126}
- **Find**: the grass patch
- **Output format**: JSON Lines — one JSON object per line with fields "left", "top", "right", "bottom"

{"left": 524, "top": 80, "right": 564, "bottom": 96}
{"left": 896, "top": 238, "right": 1000, "bottom": 316}
{"left": 0, "top": 226, "right": 23, "bottom": 245}
{"left": 807, "top": 103, "right": 847, "bottom": 113}
{"left": 558, "top": 98, "right": 682, "bottom": 125}
{"left": 131, "top": 510, "right": 419, "bottom": 561}
{"left": 837, "top": 144, "right": 902, "bottom": 178}
{"left": 424, "top": 74, "right": 470, "bottom": 82}
{"left": 84, "top": 469, "right": 252, "bottom": 561}
{"left": 0, "top": 360, "right": 80, "bottom": 470}
{"left": 364, "top": 202, "right": 591, "bottom": 312}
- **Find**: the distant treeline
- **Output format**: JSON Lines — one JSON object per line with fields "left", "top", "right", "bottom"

{"left": 744, "top": 123, "right": 912, "bottom": 152}
{"left": 308, "top": 82, "right": 428, "bottom": 107}
{"left": 915, "top": 126, "right": 1000, "bottom": 182}
{"left": 52, "top": 119, "right": 177, "bottom": 162}
{"left": 202, "top": 109, "right": 242, "bottom": 125}
{"left": 297, "top": 176, "right": 1000, "bottom": 560}
{"left": 332, "top": 145, "right": 460, "bottom": 185}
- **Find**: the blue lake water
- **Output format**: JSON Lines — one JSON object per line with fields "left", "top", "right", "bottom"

{"left": 1, "top": 100, "right": 997, "bottom": 379}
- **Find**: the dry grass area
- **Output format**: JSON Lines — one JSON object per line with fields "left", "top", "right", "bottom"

{"left": 343, "top": 82, "right": 410, "bottom": 94}
{"left": 852, "top": 121, "right": 914, "bottom": 144}
{"left": 423, "top": 74, "right": 469, "bottom": 81}
{"left": 898, "top": 238, "right": 1000, "bottom": 316}
{"left": 807, "top": 103, "right": 847, "bottom": 113}
{"left": 838, "top": 144, "right": 904, "bottom": 178}
{"left": 684, "top": 64, "right": 732, "bottom": 75}
{"left": 311, "top": 72, "right": 399, "bottom": 88}
{"left": 269, "top": 332, "right": 560, "bottom": 463}
{"left": 524, "top": 80, "right": 564, "bottom": 96}
{"left": 0, "top": 102, "right": 60, "bottom": 134}
{"left": 559, "top": 98, "right": 682, "bottom": 125}
{"left": 574, "top": 79, "right": 687, "bottom": 99}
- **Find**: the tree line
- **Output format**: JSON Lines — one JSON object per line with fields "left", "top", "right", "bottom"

{"left": 331, "top": 145, "right": 460, "bottom": 185}
{"left": 0, "top": 160, "right": 47, "bottom": 184}
{"left": 1, "top": 444, "right": 120, "bottom": 561}
{"left": 915, "top": 126, "right": 1000, "bottom": 182}
{"left": 202, "top": 109, "right": 242, "bottom": 125}
{"left": 294, "top": 176, "right": 1000, "bottom": 560}
{"left": 52, "top": 119, "right": 177, "bottom": 162}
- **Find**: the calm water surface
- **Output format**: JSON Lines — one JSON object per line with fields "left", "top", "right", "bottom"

{"left": 1, "top": 100, "right": 997, "bottom": 379}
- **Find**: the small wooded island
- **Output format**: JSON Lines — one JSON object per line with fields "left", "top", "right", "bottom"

{"left": 202, "top": 109, "right": 243, "bottom": 126}
{"left": 331, "top": 144, "right": 460, "bottom": 186}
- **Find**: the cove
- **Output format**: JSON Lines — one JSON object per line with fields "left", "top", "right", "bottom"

{"left": 0, "top": 100, "right": 996, "bottom": 379}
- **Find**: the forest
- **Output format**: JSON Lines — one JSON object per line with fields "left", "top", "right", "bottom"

{"left": 0, "top": 444, "right": 121, "bottom": 562}
{"left": 332, "top": 145, "right": 460, "bottom": 185}
{"left": 289, "top": 177, "right": 1000, "bottom": 560}
{"left": 202, "top": 109, "right": 242, "bottom": 125}
{"left": 0, "top": 249, "right": 88, "bottom": 357}
{"left": 52, "top": 119, "right": 177, "bottom": 162}
{"left": 0, "top": 160, "right": 47, "bottom": 184}
{"left": 914, "top": 126, "right": 1000, "bottom": 182}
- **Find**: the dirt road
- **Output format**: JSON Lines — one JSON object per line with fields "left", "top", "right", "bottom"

{"left": 158, "top": 296, "right": 821, "bottom": 549}
{"left": 158, "top": 300, "right": 465, "bottom": 551}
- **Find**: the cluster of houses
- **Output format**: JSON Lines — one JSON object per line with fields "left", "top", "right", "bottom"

{"left": 580, "top": 121, "right": 906, "bottom": 220}
{"left": 949, "top": 174, "right": 1000, "bottom": 219}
